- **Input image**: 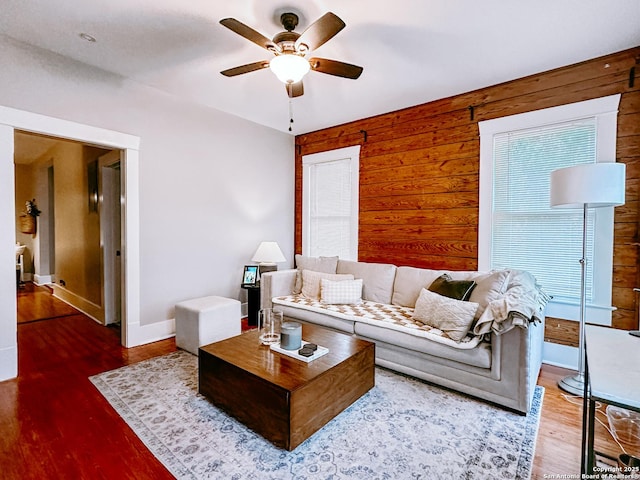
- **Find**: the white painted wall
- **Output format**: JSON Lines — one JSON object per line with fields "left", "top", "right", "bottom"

{"left": 0, "top": 36, "right": 294, "bottom": 377}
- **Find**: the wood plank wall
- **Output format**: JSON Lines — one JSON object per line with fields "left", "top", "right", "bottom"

{"left": 294, "top": 46, "right": 640, "bottom": 345}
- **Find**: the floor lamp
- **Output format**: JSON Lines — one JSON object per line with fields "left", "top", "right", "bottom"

{"left": 550, "top": 162, "right": 626, "bottom": 396}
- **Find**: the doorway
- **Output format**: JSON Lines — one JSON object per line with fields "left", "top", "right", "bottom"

{"left": 0, "top": 106, "right": 142, "bottom": 381}
{"left": 14, "top": 133, "right": 119, "bottom": 325}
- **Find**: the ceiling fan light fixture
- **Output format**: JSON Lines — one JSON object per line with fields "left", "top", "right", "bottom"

{"left": 269, "top": 54, "right": 310, "bottom": 84}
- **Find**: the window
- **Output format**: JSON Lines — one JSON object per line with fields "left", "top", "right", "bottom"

{"left": 302, "top": 145, "right": 360, "bottom": 260}
{"left": 479, "top": 95, "right": 620, "bottom": 325}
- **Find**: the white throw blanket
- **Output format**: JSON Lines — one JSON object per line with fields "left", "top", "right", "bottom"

{"left": 473, "top": 270, "right": 551, "bottom": 336}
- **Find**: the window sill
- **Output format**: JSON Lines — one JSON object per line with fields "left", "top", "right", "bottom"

{"left": 545, "top": 299, "right": 614, "bottom": 326}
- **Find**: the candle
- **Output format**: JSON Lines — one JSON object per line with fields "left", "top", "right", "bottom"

{"left": 280, "top": 321, "right": 302, "bottom": 350}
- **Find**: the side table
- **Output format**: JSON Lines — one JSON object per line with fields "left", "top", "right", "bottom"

{"left": 241, "top": 283, "right": 260, "bottom": 327}
{"left": 582, "top": 325, "right": 640, "bottom": 475}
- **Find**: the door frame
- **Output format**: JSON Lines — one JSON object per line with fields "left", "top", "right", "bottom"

{"left": 0, "top": 106, "right": 140, "bottom": 381}
{"left": 99, "top": 150, "right": 122, "bottom": 326}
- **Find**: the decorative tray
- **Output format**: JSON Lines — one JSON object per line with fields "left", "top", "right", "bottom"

{"left": 270, "top": 341, "right": 329, "bottom": 363}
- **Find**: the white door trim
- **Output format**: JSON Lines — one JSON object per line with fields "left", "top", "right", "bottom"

{"left": 0, "top": 106, "right": 141, "bottom": 380}
{"left": 301, "top": 145, "right": 361, "bottom": 260}
{"left": 99, "top": 150, "right": 122, "bottom": 326}
{"left": 0, "top": 123, "right": 17, "bottom": 381}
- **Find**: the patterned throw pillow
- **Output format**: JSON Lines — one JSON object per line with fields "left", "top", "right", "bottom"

{"left": 301, "top": 270, "right": 354, "bottom": 300}
{"left": 293, "top": 255, "right": 339, "bottom": 294}
{"left": 412, "top": 288, "right": 479, "bottom": 342}
{"left": 321, "top": 278, "right": 363, "bottom": 305}
{"left": 428, "top": 273, "right": 476, "bottom": 301}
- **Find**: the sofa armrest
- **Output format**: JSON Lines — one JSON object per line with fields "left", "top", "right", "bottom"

{"left": 260, "top": 269, "right": 297, "bottom": 310}
{"left": 490, "top": 314, "right": 545, "bottom": 413}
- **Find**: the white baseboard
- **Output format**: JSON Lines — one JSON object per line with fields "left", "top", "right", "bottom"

{"left": 0, "top": 344, "right": 17, "bottom": 381}
{"left": 48, "top": 282, "right": 176, "bottom": 348}
{"left": 542, "top": 341, "right": 578, "bottom": 370}
{"left": 52, "top": 285, "right": 104, "bottom": 324}
{"left": 126, "top": 318, "right": 175, "bottom": 347}
{"left": 33, "top": 274, "right": 54, "bottom": 285}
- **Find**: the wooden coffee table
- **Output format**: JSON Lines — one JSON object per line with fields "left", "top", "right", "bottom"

{"left": 198, "top": 323, "right": 375, "bottom": 451}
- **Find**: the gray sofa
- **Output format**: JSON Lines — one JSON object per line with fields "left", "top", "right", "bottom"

{"left": 260, "top": 257, "right": 548, "bottom": 414}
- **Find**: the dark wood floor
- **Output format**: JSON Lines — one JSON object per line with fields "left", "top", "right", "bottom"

{"left": 3, "top": 284, "right": 175, "bottom": 479}
{"left": 0, "top": 284, "right": 626, "bottom": 479}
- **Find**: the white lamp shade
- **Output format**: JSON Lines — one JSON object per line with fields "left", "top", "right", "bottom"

{"left": 251, "top": 242, "right": 286, "bottom": 264}
{"left": 269, "top": 54, "right": 310, "bottom": 84}
{"left": 550, "top": 162, "right": 626, "bottom": 209}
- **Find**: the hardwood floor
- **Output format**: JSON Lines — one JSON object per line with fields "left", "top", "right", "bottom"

{"left": 533, "top": 365, "right": 626, "bottom": 478}
{"left": 2, "top": 285, "right": 175, "bottom": 479}
{"left": 0, "top": 284, "right": 627, "bottom": 479}
{"left": 16, "top": 282, "right": 78, "bottom": 323}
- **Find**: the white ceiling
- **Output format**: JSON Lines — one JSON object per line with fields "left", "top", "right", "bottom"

{"left": 1, "top": 0, "right": 639, "bottom": 135}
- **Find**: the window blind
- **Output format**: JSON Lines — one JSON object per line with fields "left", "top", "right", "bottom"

{"left": 491, "top": 118, "right": 596, "bottom": 302}
{"left": 307, "top": 158, "right": 354, "bottom": 259}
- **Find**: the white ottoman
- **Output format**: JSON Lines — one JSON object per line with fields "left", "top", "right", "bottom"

{"left": 175, "top": 296, "right": 241, "bottom": 355}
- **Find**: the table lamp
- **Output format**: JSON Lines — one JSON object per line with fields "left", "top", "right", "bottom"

{"left": 252, "top": 241, "right": 286, "bottom": 276}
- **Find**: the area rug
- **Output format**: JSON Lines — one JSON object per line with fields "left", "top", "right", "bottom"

{"left": 90, "top": 351, "right": 543, "bottom": 480}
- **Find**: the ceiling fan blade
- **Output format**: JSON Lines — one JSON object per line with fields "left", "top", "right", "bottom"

{"left": 220, "top": 61, "right": 270, "bottom": 77}
{"left": 309, "top": 57, "right": 363, "bottom": 79}
{"left": 286, "top": 81, "right": 304, "bottom": 98}
{"left": 220, "top": 18, "right": 281, "bottom": 52}
{"left": 295, "top": 12, "right": 345, "bottom": 52}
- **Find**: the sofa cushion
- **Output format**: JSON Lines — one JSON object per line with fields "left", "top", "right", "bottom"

{"left": 468, "top": 270, "right": 511, "bottom": 319}
{"left": 337, "top": 260, "right": 397, "bottom": 304}
{"left": 321, "top": 278, "right": 363, "bottom": 305}
{"left": 293, "top": 255, "right": 339, "bottom": 293}
{"left": 272, "top": 294, "right": 483, "bottom": 350}
{"left": 413, "top": 288, "right": 479, "bottom": 342}
{"left": 301, "top": 270, "right": 354, "bottom": 300}
{"left": 353, "top": 322, "right": 491, "bottom": 369}
{"left": 428, "top": 273, "right": 476, "bottom": 301}
{"left": 391, "top": 266, "right": 444, "bottom": 308}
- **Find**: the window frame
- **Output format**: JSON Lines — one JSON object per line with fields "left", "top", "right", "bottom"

{"left": 478, "top": 94, "right": 621, "bottom": 325}
{"left": 302, "top": 145, "right": 360, "bottom": 261}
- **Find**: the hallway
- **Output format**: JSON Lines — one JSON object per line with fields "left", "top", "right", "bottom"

{"left": 17, "top": 283, "right": 78, "bottom": 324}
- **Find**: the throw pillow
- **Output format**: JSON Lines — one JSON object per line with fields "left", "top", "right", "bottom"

{"left": 321, "top": 278, "right": 363, "bottom": 305}
{"left": 301, "top": 270, "right": 354, "bottom": 300}
{"left": 468, "top": 270, "right": 510, "bottom": 319}
{"left": 293, "top": 255, "right": 339, "bottom": 294}
{"left": 412, "top": 288, "right": 479, "bottom": 342}
{"left": 428, "top": 273, "right": 476, "bottom": 301}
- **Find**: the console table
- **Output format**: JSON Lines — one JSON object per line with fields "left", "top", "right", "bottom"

{"left": 582, "top": 325, "right": 640, "bottom": 474}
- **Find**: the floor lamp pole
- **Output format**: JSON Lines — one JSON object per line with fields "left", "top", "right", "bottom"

{"left": 550, "top": 162, "right": 626, "bottom": 395}
{"left": 559, "top": 204, "right": 588, "bottom": 395}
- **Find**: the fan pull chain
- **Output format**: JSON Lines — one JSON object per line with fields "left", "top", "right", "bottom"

{"left": 288, "top": 95, "right": 294, "bottom": 132}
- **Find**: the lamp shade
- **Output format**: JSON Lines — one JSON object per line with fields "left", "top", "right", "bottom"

{"left": 550, "top": 163, "right": 626, "bottom": 209}
{"left": 269, "top": 54, "right": 310, "bottom": 84}
{"left": 251, "top": 241, "right": 286, "bottom": 264}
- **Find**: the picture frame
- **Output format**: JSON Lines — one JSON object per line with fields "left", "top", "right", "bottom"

{"left": 242, "top": 265, "right": 259, "bottom": 286}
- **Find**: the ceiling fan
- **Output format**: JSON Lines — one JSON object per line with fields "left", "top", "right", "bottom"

{"left": 219, "top": 12, "right": 363, "bottom": 98}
